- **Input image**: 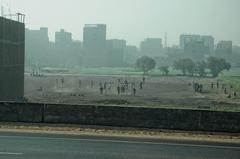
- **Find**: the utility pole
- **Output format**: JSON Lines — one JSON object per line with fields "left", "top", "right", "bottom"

{"left": 164, "top": 32, "right": 169, "bottom": 55}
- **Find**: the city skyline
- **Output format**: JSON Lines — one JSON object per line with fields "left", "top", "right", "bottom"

{"left": 1, "top": 0, "right": 240, "bottom": 46}
{"left": 25, "top": 26, "right": 235, "bottom": 49}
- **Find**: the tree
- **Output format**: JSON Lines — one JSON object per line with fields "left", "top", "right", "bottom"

{"left": 173, "top": 58, "right": 195, "bottom": 76}
{"left": 195, "top": 61, "right": 207, "bottom": 77}
{"left": 159, "top": 66, "right": 169, "bottom": 76}
{"left": 185, "top": 59, "right": 195, "bottom": 76}
{"left": 136, "top": 56, "right": 156, "bottom": 75}
{"left": 207, "top": 57, "right": 231, "bottom": 77}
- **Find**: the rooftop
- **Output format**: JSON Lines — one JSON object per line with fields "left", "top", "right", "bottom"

{"left": 84, "top": 24, "right": 106, "bottom": 28}
{"left": 0, "top": 13, "right": 25, "bottom": 23}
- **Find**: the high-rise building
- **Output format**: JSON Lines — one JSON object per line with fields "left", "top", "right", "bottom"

{"left": 55, "top": 29, "right": 72, "bottom": 46}
{"left": 83, "top": 24, "right": 107, "bottom": 67}
{"left": 140, "top": 38, "right": 163, "bottom": 57}
{"left": 184, "top": 40, "right": 209, "bottom": 59}
{"left": 233, "top": 45, "right": 240, "bottom": 55}
{"left": 25, "top": 28, "right": 82, "bottom": 68}
{"left": 25, "top": 27, "right": 49, "bottom": 66}
{"left": 55, "top": 29, "right": 81, "bottom": 68}
{"left": 106, "top": 39, "right": 126, "bottom": 49}
{"left": 124, "top": 45, "right": 138, "bottom": 64}
{"left": 0, "top": 16, "right": 25, "bottom": 101}
{"left": 180, "top": 34, "right": 214, "bottom": 55}
{"left": 215, "top": 41, "right": 232, "bottom": 57}
{"left": 202, "top": 35, "right": 215, "bottom": 54}
{"left": 106, "top": 39, "right": 126, "bottom": 67}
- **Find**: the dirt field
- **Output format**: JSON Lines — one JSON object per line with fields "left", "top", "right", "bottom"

{"left": 24, "top": 74, "right": 240, "bottom": 112}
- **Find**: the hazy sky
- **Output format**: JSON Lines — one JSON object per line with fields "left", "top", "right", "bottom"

{"left": 1, "top": 0, "right": 240, "bottom": 46}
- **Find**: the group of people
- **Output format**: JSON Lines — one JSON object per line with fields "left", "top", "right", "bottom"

{"left": 211, "top": 82, "right": 237, "bottom": 98}
{"left": 192, "top": 83, "right": 203, "bottom": 93}
{"left": 190, "top": 81, "right": 238, "bottom": 99}
{"left": 98, "top": 77, "right": 146, "bottom": 96}
{"left": 30, "top": 71, "right": 43, "bottom": 77}
{"left": 52, "top": 76, "right": 147, "bottom": 97}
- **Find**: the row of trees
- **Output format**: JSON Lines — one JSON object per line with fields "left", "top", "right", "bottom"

{"left": 173, "top": 57, "right": 231, "bottom": 77}
{"left": 135, "top": 56, "right": 231, "bottom": 77}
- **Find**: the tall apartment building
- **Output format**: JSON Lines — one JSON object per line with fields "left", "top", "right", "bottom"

{"left": 106, "top": 39, "right": 126, "bottom": 67}
{"left": 83, "top": 24, "right": 107, "bottom": 67}
{"left": 140, "top": 38, "right": 163, "bottom": 57}
{"left": 215, "top": 41, "right": 232, "bottom": 57}
{"left": 55, "top": 29, "right": 72, "bottom": 46}
{"left": 124, "top": 45, "right": 138, "bottom": 64}
{"left": 180, "top": 34, "right": 214, "bottom": 56}
{"left": 55, "top": 29, "right": 81, "bottom": 67}
{"left": 25, "top": 27, "right": 49, "bottom": 66}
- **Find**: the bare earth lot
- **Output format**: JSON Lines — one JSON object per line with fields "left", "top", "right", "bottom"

{"left": 24, "top": 74, "right": 240, "bottom": 112}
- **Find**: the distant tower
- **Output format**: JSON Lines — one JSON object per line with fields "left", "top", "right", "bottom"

{"left": 164, "top": 32, "right": 168, "bottom": 48}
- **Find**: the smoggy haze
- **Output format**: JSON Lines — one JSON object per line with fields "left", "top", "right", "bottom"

{"left": 1, "top": 0, "right": 240, "bottom": 46}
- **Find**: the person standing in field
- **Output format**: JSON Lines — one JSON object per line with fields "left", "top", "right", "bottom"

{"left": 117, "top": 85, "right": 120, "bottom": 95}
{"left": 133, "top": 87, "right": 136, "bottom": 96}
{"left": 100, "top": 86, "right": 103, "bottom": 95}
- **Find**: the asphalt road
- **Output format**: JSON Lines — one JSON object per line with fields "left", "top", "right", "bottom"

{"left": 0, "top": 132, "right": 239, "bottom": 159}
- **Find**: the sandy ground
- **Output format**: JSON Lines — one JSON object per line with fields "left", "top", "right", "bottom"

{"left": 24, "top": 74, "right": 240, "bottom": 111}
{"left": 0, "top": 122, "right": 239, "bottom": 144}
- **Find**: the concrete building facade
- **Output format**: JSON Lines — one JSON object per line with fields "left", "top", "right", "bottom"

{"left": 25, "top": 28, "right": 82, "bottom": 69}
{"left": 0, "top": 16, "right": 25, "bottom": 101}
{"left": 124, "top": 45, "right": 138, "bottom": 65}
{"left": 140, "top": 38, "right": 163, "bottom": 57}
{"left": 25, "top": 27, "right": 49, "bottom": 67}
{"left": 180, "top": 34, "right": 214, "bottom": 56}
{"left": 106, "top": 39, "right": 126, "bottom": 67}
{"left": 83, "top": 24, "right": 107, "bottom": 67}
{"left": 215, "top": 41, "right": 232, "bottom": 57}
{"left": 55, "top": 29, "right": 81, "bottom": 68}
{"left": 55, "top": 29, "right": 72, "bottom": 46}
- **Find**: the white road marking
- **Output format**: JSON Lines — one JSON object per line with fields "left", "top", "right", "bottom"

{"left": 0, "top": 152, "right": 23, "bottom": 155}
{"left": 0, "top": 135, "right": 239, "bottom": 150}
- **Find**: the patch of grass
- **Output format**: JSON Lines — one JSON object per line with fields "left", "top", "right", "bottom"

{"left": 73, "top": 67, "right": 181, "bottom": 77}
{"left": 74, "top": 67, "right": 142, "bottom": 76}
{"left": 220, "top": 76, "right": 240, "bottom": 92}
{"left": 221, "top": 67, "right": 240, "bottom": 76}
{"left": 218, "top": 67, "right": 240, "bottom": 92}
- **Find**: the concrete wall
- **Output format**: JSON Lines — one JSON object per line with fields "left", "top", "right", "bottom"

{"left": 0, "top": 17, "right": 25, "bottom": 101}
{"left": 0, "top": 102, "right": 239, "bottom": 133}
{"left": 0, "top": 102, "right": 43, "bottom": 122}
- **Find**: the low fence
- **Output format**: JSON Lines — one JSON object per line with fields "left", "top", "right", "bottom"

{"left": 0, "top": 102, "right": 239, "bottom": 133}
